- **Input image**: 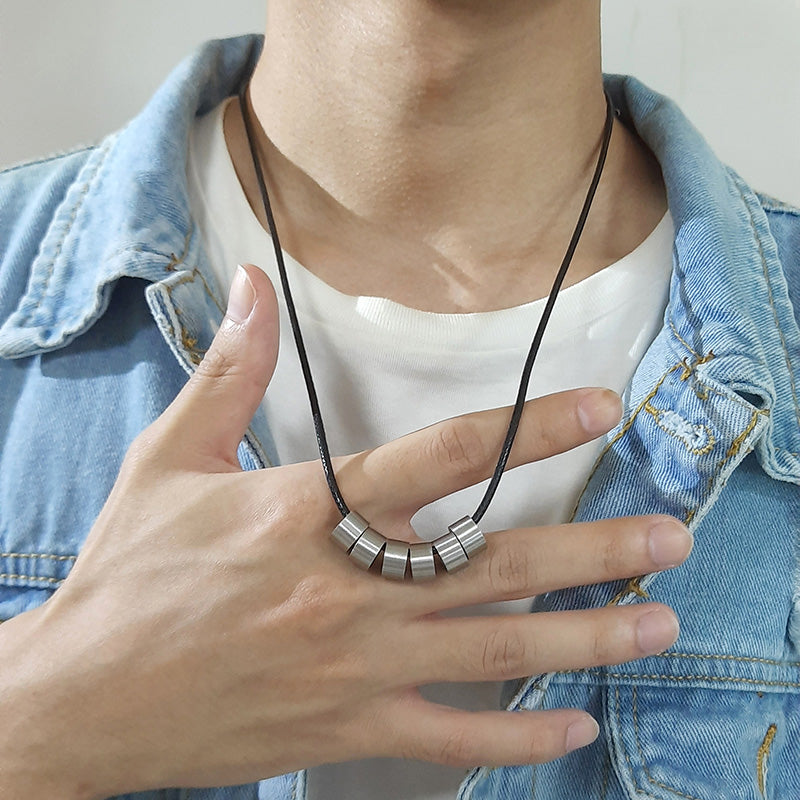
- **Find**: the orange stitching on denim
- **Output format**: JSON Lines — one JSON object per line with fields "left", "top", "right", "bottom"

{"left": 28, "top": 143, "right": 111, "bottom": 317}
{"left": 568, "top": 365, "right": 682, "bottom": 524}
{"left": 164, "top": 263, "right": 226, "bottom": 317}
{"left": 599, "top": 373, "right": 763, "bottom": 612}
{"left": 660, "top": 651, "right": 800, "bottom": 668}
{"left": 678, "top": 351, "right": 715, "bottom": 382}
{"left": 677, "top": 351, "right": 715, "bottom": 401}
{"left": 0, "top": 573, "right": 61, "bottom": 585}
{"left": 697, "top": 405, "right": 766, "bottom": 507}
{"left": 164, "top": 228, "right": 193, "bottom": 273}
{"left": 180, "top": 328, "right": 206, "bottom": 366}
{"left": 724, "top": 409, "right": 764, "bottom": 461}
{"left": 693, "top": 374, "right": 770, "bottom": 414}
{"left": 0, "top": 552, "right": 76, "bottom": 562}
{"left": 632, "top": 686, "right": 706, "bottom": 800}
{"left": 736, "top": 181, "right": 800, "bottom": 430}
{"left": 609, "top": 577, "right": 649, "bottom": 606}
{"left": 643, "top": 401, "right": 716, "bottom": 455}
{"left": 757, "top": 724, "right": 777, "bottom": 797}
{"left": 193, "top": 269, "right": 227, "bottom": 316}
{"left": 612, "top": 686, "right": 660, "bottom": 799}
{"left": 669, "top": 320, "right": 700, "bottom": 359}
{"left": 564, "top": 670, "right": 800, "bottom": 688}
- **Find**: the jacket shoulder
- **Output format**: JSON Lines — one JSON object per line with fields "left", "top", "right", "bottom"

{"left": 0, "top": 146, "right": 97, "bottom": 325}
{"left": 756, "top": 192, "right": 800, "bottom": 332}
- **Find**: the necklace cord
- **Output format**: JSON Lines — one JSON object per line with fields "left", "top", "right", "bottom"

{"left": 237, "top": 86, "right": 614, "bottom": 524}
{"left": 238, "top": 86, "right": 349, "bottom": 516}
{"left": 472, "top": 92, "right": 614, "bottom": 523}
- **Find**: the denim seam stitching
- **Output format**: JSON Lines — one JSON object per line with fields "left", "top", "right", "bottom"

{"left": 163, "top": 228, "right": 194, "bottom": 275}
{"left": 0, "top": 144, "right": 97, "bottom": 176}
{"left": 0, "top": 573, "right": 61, "bottom": 585}
{"left": 661, "top": 651, "right": 800, "bottom": 668}
{"left": 568, "top": 364, "right": 682, "bottom": 523}
{"left": 612, "top": 685, "right": 660, "bottom": 799}
{"left": 631, "top": 685, "right": 706, "bottom": 800}
{"left": 0, "top": 552, "right": 76, "bottom": 561}
{"left": 568, "top": 670, "right": 800, "bottom": 688}
{"left": 757, "top": 194, "right": 800, "bottom": 217}
{"left": 599, "top": 750, "right": 611, "bottom": 800}
{"left": 736, "top": 181, "right": 800, "bottom": 429}
{"left": 25, "top": 141, "right": 112, "bottom": 320}
{"left": 668, "top": 321, "right": 700, "bottom": 359}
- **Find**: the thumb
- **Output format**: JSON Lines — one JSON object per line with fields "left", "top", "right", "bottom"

{"left": 159, "top": 263, "right": 280, "bottom": 467}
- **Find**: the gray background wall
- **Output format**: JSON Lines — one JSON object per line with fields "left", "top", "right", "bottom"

{"left": 1, "top": 1, "right": 799, "bottom": 204}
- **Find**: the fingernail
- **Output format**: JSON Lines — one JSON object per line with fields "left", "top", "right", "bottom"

{"left": 577, "top": 390, "right": 622, "bottom": 436}
{"left": 636, "top": 609, "right": 679, "bottom": 655}
{"left": 225, "top": 264, "right": 255, "bottom": 324}
{"left": 648, "top": 519, "right": 693, "bottom": 568}
{"left": 565, "top": 717, "right": 599, "bottom": 752}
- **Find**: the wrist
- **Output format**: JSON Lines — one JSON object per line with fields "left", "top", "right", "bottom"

{"left": 0, "top": 604, "right": 109, "bottom": 800}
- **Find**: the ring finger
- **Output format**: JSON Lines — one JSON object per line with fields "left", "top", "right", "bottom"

{"left": 404, "top": 604, "right": 680, "bottom": 686}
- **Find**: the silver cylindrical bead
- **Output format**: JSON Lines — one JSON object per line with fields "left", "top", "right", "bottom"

{"left": 349, "top": 528, "right": 387, "bottom": 570}
{"left": 448, "top": 516, "right": 487, "bottom": 558}
{"left": 432, "top": 531, "right": 469, "bottom": 573}
{"left": 331, "top": 511, "right": 370, "bottom": 552}
{"left": 409, "top": 542, "right": 436, "bottom": 581}
{"left": 381, "top": 539, "right": 410, "bottom": 581}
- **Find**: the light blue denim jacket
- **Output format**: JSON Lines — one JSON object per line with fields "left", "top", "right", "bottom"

{"left": 1, "top": 35, "right": 799, "bottom": 800}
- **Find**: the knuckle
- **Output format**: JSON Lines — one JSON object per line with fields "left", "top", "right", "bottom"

{"left": 598, "top": 532, "right": 628, "bottom": 577}
{"left": 480, "top": 624, "right": 529, "bottom": 679}
{"left": 429, "top": 419, "right": 488, "bottom": 480}
{"left": 589, "top": 619, "right": 616, "bottom": 664}
{"left": 532, "top": 418, "right": 560, "bottom": 454}
{"left": 125, "top": 424, "right": 166, "bottom": 470}
{"left": 518, "top": 728, "right": 547, "bottom": 765}
{"left": 434, "top": 728, "right": 479, "bottom": 767}
{"left": 274, "top": 481, "right": 326, "bottom": 527}
{"left": 193, "top": 341, "right": 242, "bottom": 384}
{"left": 285, "top": 573, "right": 367, "bottom": 639}
{"left": 487, "top": 542, "right": 537, "bottom": 596}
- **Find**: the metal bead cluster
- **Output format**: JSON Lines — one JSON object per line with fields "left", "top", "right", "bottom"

{"left": 331, "top": 511, "right": 487, "bottom": 581}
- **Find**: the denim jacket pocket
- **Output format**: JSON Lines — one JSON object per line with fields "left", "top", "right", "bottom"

{"left": 0, "top": 552, "right": 74, "bottom": 620}
{"left": 605, "top": 682, "right": 795, "bottom": 800}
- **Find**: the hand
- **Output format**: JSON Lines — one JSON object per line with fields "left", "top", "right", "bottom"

{"left": 0, "top": 264, "right": 692, "bottom": 800}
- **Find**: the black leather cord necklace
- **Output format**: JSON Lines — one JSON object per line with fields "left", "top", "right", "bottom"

{"left": 237, "top": 84, "right": 615, "bottom": 581}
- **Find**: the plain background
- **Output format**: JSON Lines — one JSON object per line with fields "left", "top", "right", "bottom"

{"left": 1, "top": 1, "right": 798, "bottom": 204}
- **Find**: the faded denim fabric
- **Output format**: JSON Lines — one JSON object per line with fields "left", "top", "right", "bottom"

{"left": 1, "top": 35, "right": 799, "bottom": 800}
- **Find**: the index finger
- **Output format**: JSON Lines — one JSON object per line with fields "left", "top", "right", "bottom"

{"left": 334, "top": 387, "right": 621, "bottom": 519}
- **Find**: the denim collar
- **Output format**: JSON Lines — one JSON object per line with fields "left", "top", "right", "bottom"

{"left": 2, "top": 34, "right": 798, "bottom": 473}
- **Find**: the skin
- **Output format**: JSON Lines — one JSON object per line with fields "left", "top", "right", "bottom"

{"left": 229, "top": 0, "right": 667, "bottom": 312}
{"left": 0, "top": 2, "right": 687, "bottom": 797}
{"left": 0, "top": 266, "right": 690, "bottom": 799}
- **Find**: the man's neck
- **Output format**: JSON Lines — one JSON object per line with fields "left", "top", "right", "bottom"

{"left": 226, "top": 0, "right": 667, "bottom": 312}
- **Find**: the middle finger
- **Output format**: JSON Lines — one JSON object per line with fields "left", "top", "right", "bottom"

{"left": 391, "top": 515, "right": 693, "bottom": 615}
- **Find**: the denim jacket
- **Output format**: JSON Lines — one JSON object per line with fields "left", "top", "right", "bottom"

{"left": 1, "top": 35, "right": 799, "bottom": 800}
